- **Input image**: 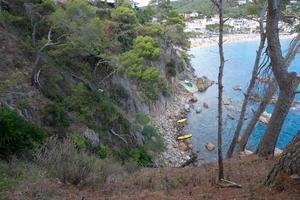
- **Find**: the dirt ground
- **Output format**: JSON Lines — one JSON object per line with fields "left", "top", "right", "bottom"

{"left": 9, "top": 155, "right": 300, "bottom": 200}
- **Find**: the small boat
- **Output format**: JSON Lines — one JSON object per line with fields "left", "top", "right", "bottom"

{"left": 177, "top": 118, "right": 187, "bottom": 123}
{"left": 177, "top": 134, "right": 192, "bottom": 140}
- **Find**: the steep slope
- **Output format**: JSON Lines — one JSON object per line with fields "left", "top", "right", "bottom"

{"left": 8, "top": 155, "right": 300, "bottom": 199}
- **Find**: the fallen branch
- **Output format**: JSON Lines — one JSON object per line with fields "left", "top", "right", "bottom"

{"left": 109, "top": 129, "right": 128, "bottom": 144}
{"left": 217, "top": 179, "right": 242, "bottom": 188}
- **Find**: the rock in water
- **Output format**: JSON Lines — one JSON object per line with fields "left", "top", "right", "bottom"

{"left": 223, "top": 98, "right": 232, "bottom": 105}
{"left": 203, "top": 102, "right": 209, "bottom": 109}
{"left": 195, "top": 76, "right": 214, "bottom": 92}
{"left": 184, "top": 104, "right": 190, "bottom": 112}
{"left": 189, "top": 95, "right": 198, "bottom": 103}
{"left": 233, "top": 85, "right": 242, "bottom": 91}
{"left": 274, "top": 147, "right": 283, "bottom": 157}
{"left": 259, "top": 111, "right": 271, "bottom": 124}
{"left": 205, "top": 142, "right": 215, "bottom": 151}
{"left": 196, "top": 107, "right": 202, "bottom": 113}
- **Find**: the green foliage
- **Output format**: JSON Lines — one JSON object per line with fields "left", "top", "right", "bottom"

{"left": 0, "top": 160, "right": 44, "bottom": 200}
{"left": 43, "top": 103, "right": 70, "bottom": 128}
{"left": 166, "top": 59, "right": 177, "bottom": 77}
{"left": 0, "top": 71, "right": 23, "bottom": 96}
{"left": 96, "top": 145, "right": 113, "bottom": 159}
{"left": 171, "top": 0, "right": 243, "bottom": 17}
{"left": 206, "top": 23, "right": 234, "bottom": 33}
{"left": 0, "top": 10, "right": 24, "bottom": 26}
{"left": 48, "top": 0, "right": 103, "bottom": 57}
{"left": 131, "top": 145, "right": 152, "bottom": 167}
{"left": 70, "top": 132, "right": 87, "bottom": 150}
{"left": 133, "top": 36, "right": 160, "bottom": 59}
{"left": 109, "top": 83, "right": 129, "bottom": 105}
{"left": 16, "top": 98, "right": 31, "bottom": 109}
{"left": 142, "top": 125, "right": 165, "bottom": 155}
{"left": 67, "top": 83, "right": 130, "bottom": 132}
{"left": 245, "top": 3, "right": 260, "bottom": 16}
{"left": 118, "top": 36, "right": 167, "bottom": 101}
{"left": 138, "top": 23, "right": 163, "bottom": 37}
{"left": 111, "top": 6, "right": 137, "bottom": 24}
{"left": 135, "top": 112, "right": 150, "bottom": 125}
{"left": 142, "top": 125, "right": 157, "bottom": 138}
{"left": 0, "top": 107, "right": 46, "bottom": 158}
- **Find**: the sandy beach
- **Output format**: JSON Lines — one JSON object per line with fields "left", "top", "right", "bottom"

{"left": 190, "top": 33, "right": 297, "bottom": 48}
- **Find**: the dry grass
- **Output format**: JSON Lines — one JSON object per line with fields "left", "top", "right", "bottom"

{"left": 9, "top": 155, "right": 300, "bottom": 200}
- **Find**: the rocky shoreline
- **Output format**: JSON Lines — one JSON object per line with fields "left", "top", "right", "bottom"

{"left": 154, "top": 76, "right": 213, "bottom": 167}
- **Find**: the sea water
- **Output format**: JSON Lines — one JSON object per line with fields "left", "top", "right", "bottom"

{"left": 186, "top": 39, "right": 300, "bottom": 164}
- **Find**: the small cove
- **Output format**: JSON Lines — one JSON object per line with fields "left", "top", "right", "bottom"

{"left": 185, "top": 39, "right": 300, "bottom": 164}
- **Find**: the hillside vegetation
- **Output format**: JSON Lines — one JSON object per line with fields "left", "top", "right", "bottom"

{"left": 171, "top": 0, "right": 248, "bottom": 17}
{"left": 0, "top": 0, "right": 192, "bottom": 198}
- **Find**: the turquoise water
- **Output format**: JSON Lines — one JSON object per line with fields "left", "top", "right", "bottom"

{"left": 186, "top": 39, "right": 300, "bottom": 164}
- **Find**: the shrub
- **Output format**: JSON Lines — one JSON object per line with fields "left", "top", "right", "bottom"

{"left": 134, "top": 112, "right": 150, "bottom": 125}
{"left": 0, "top": 107, "right": 46, "bottom": 158}
{"left": 36, "top": 137, "right": 126, "bottom": 186}
{"left": 43, "top": 103, "right": 70, "bottom": 128}
{"left": 70, "top": 132, "right": 86, "bottom": 150}
{"left": 96, "top": 145, "right": 113, "bottom": 159}
{"left": 166, "top": 59, "right": 177, "bottom": 77}
{"left": 142, "top": 125, "right": 157, "bottom": 138}
{"left": 109, "top": 83, "right": 129, "bottom": 105}
{"left": 0, "top": 159, "right": 44, "bottom": 199}
{"left": 131, "top": 145, "right": 152, "bottom": 167}
{"left": 37, "top": 137, "right": 99, "bottom": 185}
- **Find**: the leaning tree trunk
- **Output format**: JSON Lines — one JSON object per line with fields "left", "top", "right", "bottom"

{"left": 265, "top": 131, "right": 300, "bottom": 188}
{"left": 237, "top": 80, "right": 276, "bottom": 152}
{"left": 238, "top": 33, "right": 300, "bottom": 152}
{"left": 226, "top": 4, "right": 267, "bottom": 158}
{"left": 256, "top": 76, "right": 298, "bottom": 156}
{"left": 256, "top": 0, "right": 300, "bottom": 157}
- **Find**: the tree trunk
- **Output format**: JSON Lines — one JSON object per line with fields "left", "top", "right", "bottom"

{"left": 227, "top": 4, "right": 267, "bottom": 158}
{"left": 256, "top": 74, "right": 298, "bottom": 156}
{"left": 237, "top": 80, "right": 276, "bottom": 152}
{"left": 238, "top": 33, "right": 299, "bottom": 152}
{"left": 265, "top": 131, "right": 300, "bottom": 188}
{"left": 256, "top": 0, "right": 300, "bottom": 157}
{"left": 216, "top": 0, "right": 224, "bottom": 180}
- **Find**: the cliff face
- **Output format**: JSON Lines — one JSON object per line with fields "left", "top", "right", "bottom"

{"left": 0, "top": 24, "right": 193, "bottom": 153}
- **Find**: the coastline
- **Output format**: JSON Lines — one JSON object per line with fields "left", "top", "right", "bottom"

{"left": 153, "top": 83, "right": 197, "bottom": 167}
{"left": 190, "top": 33, "right": 297, "bottom": 48}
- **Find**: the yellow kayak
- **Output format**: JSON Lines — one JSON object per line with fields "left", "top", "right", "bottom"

{"left": 177, "top": 134, "right": 192, "bottom": 140}
{"left": 177, "top": 118, "right": 187, "bottom": 123}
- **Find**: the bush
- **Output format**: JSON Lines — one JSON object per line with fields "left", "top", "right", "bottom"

{"left": 0, "top": 159, "right": 44, "bottom": 199}
{"left": 166, "top": 59, "right": 177, "bottom": 77}
{"left": 70, "top": 132, "right": 86, "bottom": 150}
{"left": 97, "top": 145, "right": 113, "bottom": 159}
{"left": 43, "top": 103, "right": 70, "bottom": 128}
{"left": 0, "top": 107, "right": 46, "bottom": 158}
{"left": 37, "top": 137, "right": 99, "bottom": 185}
{"left": 142, "top": 125, "right": 157, "bottom": 138}
{"left": 135, "top": 112, "right": 150, "bottom": 125}
{"left": 36, "top": 137, "right": 126, "bottom": 186}
{"left": 131, "top": 145, "right": 152, "bottom": 167}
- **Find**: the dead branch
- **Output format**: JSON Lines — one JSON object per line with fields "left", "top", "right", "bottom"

{"left": 217, "top": 179, "right": 242, "bottom": 188}
{"left": 109, "top": 129, "right": 128, "bottom": 144}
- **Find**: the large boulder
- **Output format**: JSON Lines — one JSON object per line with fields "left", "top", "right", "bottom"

{"left": 83, "top": 128, "right": 100, "bottom": 149}
{"left": 195, "top": 76, "right": 214, "bottom": 92}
